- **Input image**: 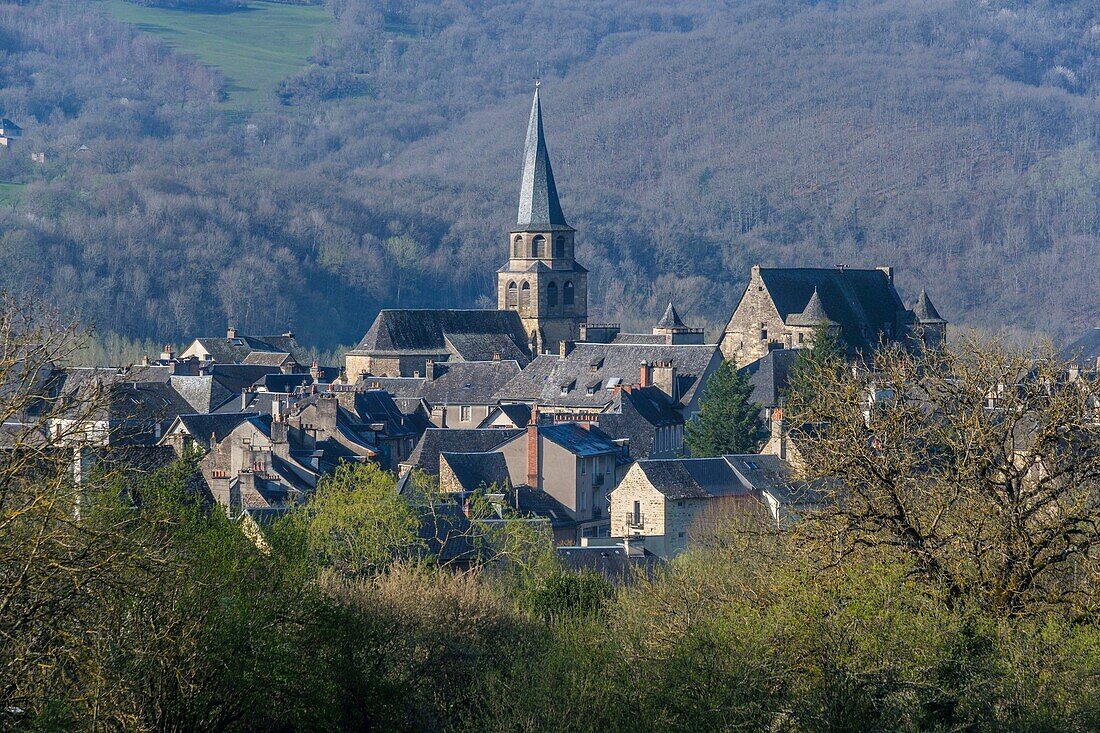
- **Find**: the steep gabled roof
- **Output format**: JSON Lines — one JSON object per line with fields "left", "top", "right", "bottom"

{"left": 404, "top": 428, "right": 521, "bottom": 475}
{"left": 757, "top": 267, "right": 909, "bottom": 353}
{"left": 164, "top": 412, "right": 258, "bottom": 449}
{"left": 351, "top": 310, "right": 531, "bottom": 364}
{"left": 516, "top": 84, "right": 570, "bottom": 231}
{"left": 912, "top": 289, "right": 946, "bottom": 323}
{"left": 656, "top": 301, "right": 687, "bottom": 330}
{"left": 441, "top": 451, "right": 512, "bottom": 492}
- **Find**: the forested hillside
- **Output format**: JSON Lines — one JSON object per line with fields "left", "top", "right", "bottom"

{"left": 0, "top": 0, "right": 1096, "bottom": 350}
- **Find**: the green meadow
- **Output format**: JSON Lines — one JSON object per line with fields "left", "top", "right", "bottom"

{"left": 0, "top": 182, "right": 25, "bottom": 206}
{"left": 105, "top": 0, "right": 331, "bottom": 109}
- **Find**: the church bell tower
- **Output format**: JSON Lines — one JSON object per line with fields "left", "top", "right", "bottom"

{"left": 497, "top": 82, "right": 588, "bottom": 354}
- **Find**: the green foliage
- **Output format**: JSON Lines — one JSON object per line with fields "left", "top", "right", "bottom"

{"left": 293, "top": 461, "right": 423, "bottom": 575}
{"left": 685, "top": 358, "right": 762, "bottom": 456}
{"left": 785, "top": 321, "right": 845, "bottom": 412}
{"left": 521, "top": 570, "right": 614, "bottom": 622}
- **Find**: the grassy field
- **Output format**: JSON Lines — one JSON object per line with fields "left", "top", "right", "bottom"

{"left": 0, "top": 182, "right": 25, "bottom": 206}
{"left": 105, "top": 0, "right": 330, "bottom": 109}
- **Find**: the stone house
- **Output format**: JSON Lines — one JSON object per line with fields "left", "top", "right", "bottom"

{"left": 720, "top": 265, "right": 947, "bottom": 367}
{"left": 179, "top": 326, "right": 307, "bottom": 370}
{"left": 609, "top": 454, "right": 806, "bottom": 558}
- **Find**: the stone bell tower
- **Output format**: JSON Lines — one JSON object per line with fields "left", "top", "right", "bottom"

{"left": 497, "top": 82, "right": 588, "bottom": 354}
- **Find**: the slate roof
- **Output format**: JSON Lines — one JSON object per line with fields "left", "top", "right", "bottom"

{"left": 516, "top": 84, "right": 571, "bottom": 231}
{"left": 1061, "top": 327, "right": 1100, "bottom": 367}
{"left": 741, "top": 349, "right": 799, "bottom": 409}
{"left": 757, "top": 267, "right": 911, "bottom": 353}
{"left": 596, "top": 386, "right": 683, "bottom": 458}
{"left": 656, "top": 301, "right": 687, "bottom": 329}
{"left": 347, "top": 390, "right": 420, "bottom": 439}
{"left": 556, "top": 545, "right": 662, "bottom": 584}
{"left": 351, "top": 310, "right": 531, "bottom": 365}
{"left": 243, "top": 351, "right": 294, "bottom": 366}
{"left": 494, "top": 343, "right": 721, "bottom": 409}
{"left": 208, "top": 364, "right": 284, "bottom": 392}
{"left": 539, "top": 423, "right": 622, "bottom": 457}
{"left": 912, "top": 289, "right": 946, "bottom": 323}
{"left": 398, "top": 358, "right": 521, "bottom": 405}
{"left": 441, "top": 451, "right": 512, "bottom": 492}
{"left": 167, "top": 412, "right": 258, "bottom": 449}
{"left": 170, "top": 375, "right": 235, "bottom": 413}
{"left": 633, "top": 454, "right": 809, "bottom": 505}
{"left": 511, "top": 486, "right": 579, "bottom": 529}
{"left": 403, "top": 428, "right": 521, "bottom": 475}
{"left": 189, "top": 333, "right": 306, "bottom": 365}
{"left": 479, "top": 402, "right": 532, "bottom": 428}
{"left": 786, "top": 287, "right": 837, "bottom": 327}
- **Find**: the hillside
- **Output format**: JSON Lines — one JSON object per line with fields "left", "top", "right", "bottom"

{"left": 0, "top": 0, "right": 1096, "bottom": 350}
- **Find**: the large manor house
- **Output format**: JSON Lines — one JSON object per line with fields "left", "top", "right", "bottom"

{"left": 28, "top": 83, "right": 1095, "bottom": 571}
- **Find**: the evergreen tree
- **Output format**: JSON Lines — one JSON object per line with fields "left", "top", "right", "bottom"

{"left": 685, "top": 359, "right": 762, "bottom": 456}
{"left": 784, "top": 322, "right": 844, "bottom": 412}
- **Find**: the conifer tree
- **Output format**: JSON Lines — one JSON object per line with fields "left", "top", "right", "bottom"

{"left": 685, "top": 359, "right": 762, "bottom": 457}
{"left": 785, "top": 322, "right": 844, "bottom": 412}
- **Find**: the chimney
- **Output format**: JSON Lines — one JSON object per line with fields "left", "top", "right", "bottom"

{"left": 527, "top": 405, "right": 540, "bottom": 489}
{"left": 160, "top": 344, "right": 174, "bottom": 361}
{"left": 240, "top": 390, "right": 249, "bottom": 410}
{"left": 559, "top": 340, "right": 574, "bottom": 358}
{"left": 492, "top": 352, "right": 501, "bottom": 361}
{"left": 639, "top": 361, "right": 651, "bottom": 388}
{"left": 425, "top": 359, "right": 436, "bottom": 380}
{"left": 141, "top": 354, "right": 150, "bottom": 367}
{"left": 227, "top": 325, "right": 238, "bottom": 339}
{"left": 309, "top": 360, "right": 323, "bottom": 383}
{"left": 652, "top": 360, "right": 678, "bottom": 401}
{"left": 771, "top": 408, "right": 786, "bottom": 460}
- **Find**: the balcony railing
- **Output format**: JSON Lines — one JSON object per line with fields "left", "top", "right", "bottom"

{"left": 624, "top": 512, "right": 645, "bottom": 529}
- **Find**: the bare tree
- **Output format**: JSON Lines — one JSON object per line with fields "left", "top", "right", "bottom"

{"left": 787, "top": 333, "right": 1100, "bottom": 615}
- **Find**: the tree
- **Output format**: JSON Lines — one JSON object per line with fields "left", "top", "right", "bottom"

{"left": 295, "top": 462, "right": 423, "bottom": 575}
{"left": 685, "top": 359, "right": 762, "bottom": 457}
{"left": 784, "top": 321, "right": 844, "bottom": 412}
{"left": 787, "top": 334, "right": 1100, "bottom": 615}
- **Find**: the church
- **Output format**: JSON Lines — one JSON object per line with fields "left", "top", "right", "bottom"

{"left": 346, "top": 83, "right": 588, "bottom": 378}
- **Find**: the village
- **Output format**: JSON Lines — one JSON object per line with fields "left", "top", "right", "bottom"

{"left": 7, "top": 85, "right": 1098, "bottom": 581}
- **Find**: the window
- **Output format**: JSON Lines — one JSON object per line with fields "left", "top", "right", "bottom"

{"left": 547, "top": 281, "right": 558, "bottom": 307}
{"left": 460, "top": 405, "right": 471, "bottom": 422}
{"left": 760, "top": 328, "right": 768, "bottom": 341}
{"left": 532, "top": 234, "right": 546, "bottom": 258}
{"left": 520, "top": 281, "right": 531, "bottom": 308}
{"left": 580, "top": 459, "right": 586, "bottom": 475}
{"left": 513, "top": 235, "right": 523, "bottom": 258}
{"left": 563, "top": 281, "right": 575, "bottom": 305}
{"left": 554, "top": 236, "right": 565, "bottom": 258}
{"left": 506, "top": 281, "right": 518, "bottom": 308}
{"left": 579, "top": 490, "right": 587, "bottom": 510}
{"left": 633, "top": 500, "right": 641, "bottom": 525}
{"left": 605, "top": 455, "right": 612, "bottom": 474}
{"left": 677, "top": 501, "right": 684, "bottom": 507}
{"left": 798, "top": 332, "right": 804, "bottom": 344}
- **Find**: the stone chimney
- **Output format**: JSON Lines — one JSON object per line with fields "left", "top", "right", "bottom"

{"left": 141, "top": 354, "right": 150, "bottom": 367}
{"left": 492, "top": 352, "right": 501, "bottom": 361}
{"left": 310, "top": 360, "right": 323, "bottom": 383}
{"left": 160, "top": 344, "right": 174, "bottom": 361}
{"left": 559, "top": 340, "right": 574, "bottom": 358}
{"left": 425, "top": 359, "right": 437, "bottom": 380}
{"left": 770, "top": 408, "right": 786, "bottom": 460}
{"left": 526, "top": 405, "right": 540, "bottom": 489}
{"left": 227, "top": 325, "right": 238, "bottom": 339}
{"left": 651, "top": 360, "right": 678, "bottom": 401}
{"left": 639, "top": 361, "right": 651, "bottom": 388}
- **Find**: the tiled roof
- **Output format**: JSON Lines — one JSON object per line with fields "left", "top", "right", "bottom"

{"left": 741, "top": 349, "right": 799, "bottom": 409}
{"left": 495, "top": 342, "right": 721, "bottom": 409}
{"left": 516, "top": 84, "right": 571, "bottom": 231}
{"left": 170, "top": 412, "right": 257, "bottom": 449}
{"left": 404, "top": 428, "right": 521, "bottom": 475}
{"left": 352, "top": 309, "right": 531, "bottom": 365}
{"left": 539, "top": 422, "right": 621, "bottom": 457}
{"left": 758, "top": 267, "right": 910, "bottom": 353}
{"left": 656, "top": 301, "right": 687, "bottom": 329}
{"left": 441, "top": 451, "right": 512, "bottom": 492}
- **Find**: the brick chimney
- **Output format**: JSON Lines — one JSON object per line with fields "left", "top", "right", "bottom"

{"left": 639, "top": 361, "right": 651, "bottom": 388}
{"left": 526, "top": 405, "right": 540, "bottom": 489}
